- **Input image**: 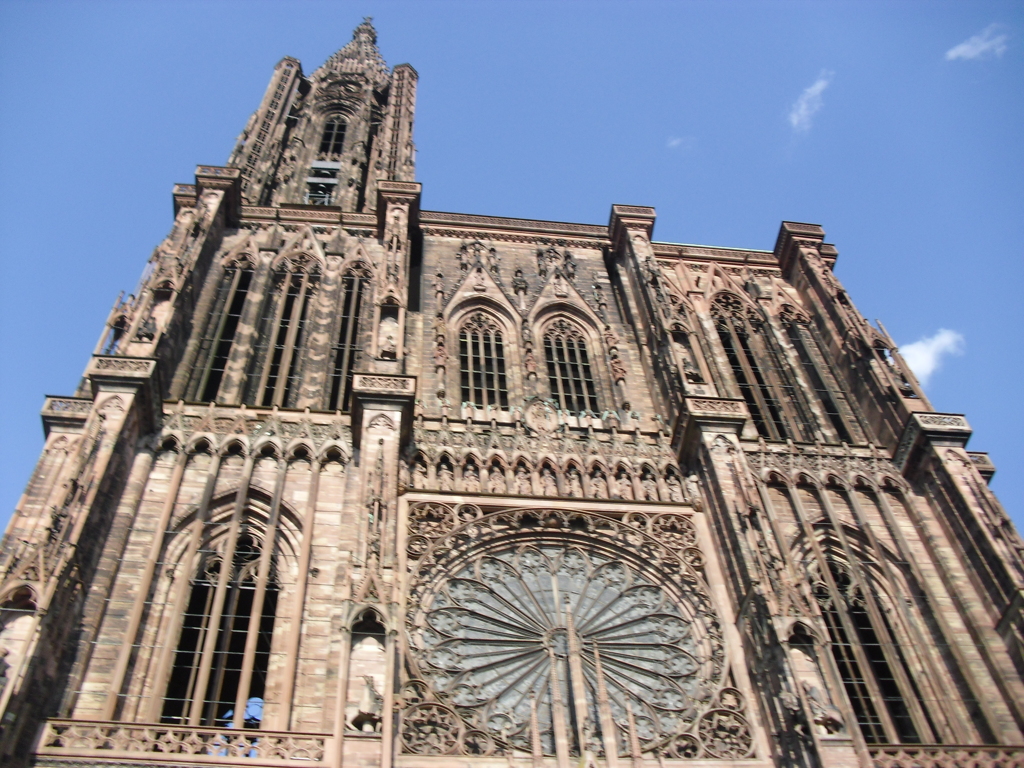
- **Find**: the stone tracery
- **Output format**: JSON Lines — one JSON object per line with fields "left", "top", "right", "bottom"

{"left": 402, "top": 504, "right": 749, "bottom": 760}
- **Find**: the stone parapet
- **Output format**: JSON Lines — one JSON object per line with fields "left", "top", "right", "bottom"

{"left": 893, "top": 411, "right": 972, "bottom": 473}
{"left": 40, "top": 396, "right": 93, "bottom": 436}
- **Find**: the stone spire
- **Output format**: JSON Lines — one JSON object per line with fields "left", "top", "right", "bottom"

{"left": 320, "top": 17, "right": 389, "bottom": 85}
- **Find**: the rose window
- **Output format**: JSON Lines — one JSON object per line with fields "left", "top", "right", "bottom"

{"left": 406, "top": 533, "right": 735, "bottom": 758}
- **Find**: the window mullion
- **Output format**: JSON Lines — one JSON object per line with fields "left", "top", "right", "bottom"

{"left": 188, "top": 527, "right": 242, "bottom": 727}
{"left": 233, "top": 511, "right": 280, "bottom": 728}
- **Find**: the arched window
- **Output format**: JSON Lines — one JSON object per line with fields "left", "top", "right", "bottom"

{"left": 543, "top": 318, "right": 599, "bottom": 414}
{"left": 319, "top": 116, "right": 346, "bottom": 158}
{"left": 813, "top": 550, "right": 931, "bottom": 744}
{"left": 458, "top": 313, "right": 509, "bottom": 410}
{"left": 328, "top": 267, "right": 369, "bottom": 411}
{"left": 779, "top": 306, "right": 854, "bottom": 444}
{"left": 711, "top": 294, "right": 811, "bottom": 442}
{"left": 190, "top": 260, "right": 254, "bottom": 402}
{"left": 245, "top": 256, "right": 320, "bottom": 407}
{"left": 161, "top": 530, "right": 278, "bottom": 728}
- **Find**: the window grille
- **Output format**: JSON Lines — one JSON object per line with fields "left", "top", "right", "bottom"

{"left": 161, "top": 531, "right": 277, "bottom": 728}
{"left": 328, "top": 269, "right": 369, "bottom": 412}
{"left": 816, "top": 553, "right": 927, "bottom": 744}
{"left": 711, "top": 293, "right": 813, "bottom": 442}
{"left": 244, "top": 258, "right": 319, "bottom": 408}
{"left": 543, "top": 318, "right": 599, "bottom": 414}
{"left": 458, "top": 313, "right": 509, "bottom": 410}
{"left": 781, "top": 310, "right": 854, "bottom": 443}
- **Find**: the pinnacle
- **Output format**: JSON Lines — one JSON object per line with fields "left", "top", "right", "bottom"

{"left": 319, "top": 16, "right": 389, "bottom": 83}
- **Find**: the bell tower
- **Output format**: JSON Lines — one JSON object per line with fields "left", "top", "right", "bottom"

{"left": 229, "top": 17, "right": 417, "bottom": 211}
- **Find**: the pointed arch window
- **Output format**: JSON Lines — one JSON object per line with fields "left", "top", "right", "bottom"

{"left": 245, "top": 256, "right": 320, "bottom": 407}
{"left": 328, "top": 267, "right": 369, "bottom": 412}
{"left": 780, "top": 306, "right": 854, "bottom": 444}
{"left": 190, "top": 260, "right": 254, "bottom": 403}
{"left": 319, "top": 116, "right": 346, "bottom": 158}
{"left": 458, "top": 312, "right": 509, "bottom": 410}
{"left": 161, "top": 530, "right": 278, "bottom": 728}
{"left": 711, "top": 293, "right": 812, "bottom": 442}
{"left": 813, "top": 548, "right": 932, "bottom": 744}
{"left": 543, "top": 318, "right": 599, "bottom": 414}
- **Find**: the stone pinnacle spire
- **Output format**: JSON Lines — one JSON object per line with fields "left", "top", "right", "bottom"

{"left": 320, "top": 16, "right": 389, "bottom": 84}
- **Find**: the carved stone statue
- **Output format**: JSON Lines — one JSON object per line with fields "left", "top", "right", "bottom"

{"left": 609, "top": 353, "right": 627, "bottom": 382}
{"left": 566, "top": 468, "right": 583, "bottom": 498}
{"left": 412, "top": 461, "right": 428, "bottom": 490}
{"left": 438, "top": 464, "right": 454, "bottom": 491}
{"left": 666, "top": 473, "right": 684, "bottom": 502}
{"left": 614, "top": 469, "right": 634, "bottom": 500}
{"left": 433, "top": 339, "right": 447, "bottom": 367}
{"left": 602, "top": 325, "right": 619, "bottom": 351}
{"left": 515, "top": 465, "right": 532, "bottom": 495}
{"left": 462, "top": 463, "right": 480, "bottom": 493}
{"left": 590, "top": 469, "right": 609, "bottom": 499}
{"left": 685, "top": 473, "right": 702, "bottom": 510}
{"left": 512, "top": 269, "right": 528, "bottom": 296}
{"left": 524, "top": 348, "right": 537, "bottom": 376}
{"left": 563, "top": 251, "right": 576, "bottom": 280}
{"left": 540, "top": 467, "right": 558, "bottom": 497}
{"left": 641, "top": 468, "right": 659, "bottom": 501}
{"left": 487, "top": 465, "right": 506, "bottom": 494}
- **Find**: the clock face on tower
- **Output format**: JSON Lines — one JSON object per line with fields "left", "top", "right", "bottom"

{"left": 402, "top": 504, "right": 751, "bottom": 761}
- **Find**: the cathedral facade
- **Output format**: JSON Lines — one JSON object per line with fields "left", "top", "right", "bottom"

{"left": 2, "top": 19, "right": 1023, "bottom": 768}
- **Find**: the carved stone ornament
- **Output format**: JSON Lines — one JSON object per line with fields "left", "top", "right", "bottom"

{"left": 403, "top": 504, "right": 745, "bottom": 760}
{"left": 524, "top": 400, "right": 558, "bottom": 435}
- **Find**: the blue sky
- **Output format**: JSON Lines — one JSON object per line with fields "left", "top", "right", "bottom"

{"left": 0, "top": 0, "right": 1021, "bottom": 529}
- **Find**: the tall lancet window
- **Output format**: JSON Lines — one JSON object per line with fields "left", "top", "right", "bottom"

{"left": 813, "top": 549, "right": 931, "bottom": 744}
{"left": 459, "top": 312, "right": 509, "bottom": 410}
{"left": 711, "top": 293, "right": 812, "bottom": 442}
{"left": 161, "top": 529, "right": 278, "bottom": 728}
{"left": 245, "top": 256, "right": 320, "bottom": 407}
{"left": 190, "top": 259, "right": 254, "bottom": 403}
{"left": 543, "top": 318, "right": 599, "bottom": 414}
{"left": 328, "top": 267, "right": 369, "bottom": 412}
{"left": 779, "top": 305, "right": 854, "bottom": 444}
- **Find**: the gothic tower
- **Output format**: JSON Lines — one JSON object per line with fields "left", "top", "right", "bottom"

{"left": 3, "top": 19, "right": 1023, "bottom": 768}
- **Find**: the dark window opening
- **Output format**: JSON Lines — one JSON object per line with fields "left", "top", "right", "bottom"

{"left": 319, "top": 117, "right": 346, "bottom": 158}
{"left": 161, "top": 533, "right": 277, "bottom": 728}
{"left": 305, "top": 182, "right": 334, "bottom": 205}
{"left": 244, "top": 265, "right": 319, "bottom": 408}
{"left": 543, "top": 320, "right": 599, "bottom": 414}
{"left": 459, "top": 314, "right": 509, "bottom": 410}
{"left": 787, "top": 324, "right": 852, "bottom": 443}
{"left": 822, "top": 601, "right": 887, "bottom": 743}
{"left": 328, "top": 270, "right": 368, "bottom": 412}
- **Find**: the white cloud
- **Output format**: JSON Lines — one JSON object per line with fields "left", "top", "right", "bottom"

{"left": 946, "top": 24, "right": 1008, "bottom": 60}
{"left": 788, "top": 71, "right": 833, "bottom": 133}
{"left": 899, "top": 329, "right": 965, "bottom": 386}
{"left": 666, "top": 136, "right": 695, "bottom": 151}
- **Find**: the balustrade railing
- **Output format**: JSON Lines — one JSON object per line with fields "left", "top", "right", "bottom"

{"left": 871, "top": 746, "right": 1024, "bottom": 768}
{"left": 37, "top": 719, "right": 327, "bottom": 764}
